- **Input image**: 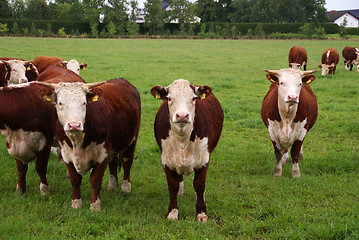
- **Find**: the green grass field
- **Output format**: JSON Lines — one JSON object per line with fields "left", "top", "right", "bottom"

{"left": 0, "top": 37, "right": 358, "bottom": 239}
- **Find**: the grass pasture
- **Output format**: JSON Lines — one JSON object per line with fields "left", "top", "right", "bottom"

{"left": 0, "top": 37, "right": 358, "bottom": 239}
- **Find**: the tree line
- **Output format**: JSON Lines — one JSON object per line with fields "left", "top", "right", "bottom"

{"left": 0, "top": 0, "right": 329, "bottom": 36}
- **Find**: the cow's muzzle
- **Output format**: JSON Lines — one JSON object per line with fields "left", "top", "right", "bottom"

{"left": 66, "top": 121, "right": 83, "bottom": 131}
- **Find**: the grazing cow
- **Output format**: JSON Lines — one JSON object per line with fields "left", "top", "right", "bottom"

{"left": 0, "top": 66, "right": 84, "bottom": 196}
{"left": 342, "top": 46, "right": 359, "bottom": 71}
{"left": 261, "top": 68, "right": 318, "bottom": 178}
{"left": 318, "top": 48, "right": 339, "bottom": 76}
{"left": 151, "top": 79, "right": 223, "bottom": 221}
{"left": 36, "top": 79, "right": 141, "bottom": 211}
{"left": 33, "top": 56, "right": 87, "bottom": 75}
{"left": 288, "top": 46, "right": 308, "bottom": 70}
{"left": 0, "top": 58, "right": 39, "bottom": 86}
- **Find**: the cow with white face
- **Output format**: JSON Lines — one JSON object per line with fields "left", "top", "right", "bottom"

{"left": 37, "top": 79, "right": 141, "bottom": 211}
{"left": 61, "top": 59, "right": 87, "bottom": 75}
{"left": 151, "top": 79, "right": 223, "bottom": 221}
{"left": 261, "top": 68, "right": 318, "bottom": 178}
{"left": 33, "top": 56, "right": 87, "bottom": 75}
{"left": 0, "top": 59, "right": 39, "bottom": 86}
{"left": 318, "top": 48, "right": 339, "bottom": 76}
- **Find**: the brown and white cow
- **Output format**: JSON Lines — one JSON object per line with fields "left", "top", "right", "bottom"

{"left": 151, "top": 79, "right": 223, "bottom": 221}
{"left": 33, "top": 56, "right": 87, "bottom": 75}
{"left": 318, "top": 48, "right": 339, "bottom": 76}
{"left": 261, "top": 68, "right": 318, "bottom": 178}
{"left": 342, "top": 46, "right": 359, "bottom": 72}
{"left": 36, "top": 79, "right": 141, "bottom": 211}
{"left": 0, "top": 58, "right": 39, "bottom": 86}
{"left": 0, "top": 66, "right": 84, "bottom": 196}
{"left": 288, "top": 46, "right": 308, "bottom": 70}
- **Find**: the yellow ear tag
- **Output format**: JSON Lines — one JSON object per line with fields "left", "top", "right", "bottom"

{"left": 200, "top": 93, "right": 206, "bottom": 100}
{"left": 306, "top": 79, "right": 312, "bottom": 84}
{"left": 155, "top": 92, "right": 161, "bottom": 99}
{"left": 27, "top": 66, "right": 31, "bottom": 71}
{"left": 45, "top": 96, "right": 51, "bottom": 102}
{"left": 4, "top": 66, "right": 7, "bottom": 71}
{"left": 92, "top": 95, "right": 99, "bottom": 102}
{"left": 83, "top": 66, "right": 86, "bottom": 70}
{"left": 270, "top": 79, "right": 275, "bottom": 83}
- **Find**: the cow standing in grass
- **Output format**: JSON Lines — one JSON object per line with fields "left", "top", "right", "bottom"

{"left": 288, "top": 46, "right": 308, "bottom": 70}
{"left": 261, "top": 68, "right": 318, "bottom": 178}
{"left": 37, "top": 79, "right": 141, "bottom": 211}
{"left": 33, "top": 56, "right": 87, "bottom": 75}
{"left": 318, "top": 48, "right": 339, "bottom": 76}
{"left": 342, "top": 46, "right": 359, "bottom": 72}
{"left": 151, "top": 79, "right": 223, "bottom": 221}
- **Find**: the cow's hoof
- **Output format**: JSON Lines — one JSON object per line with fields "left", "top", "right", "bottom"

{"left": 292, "top": 170, "right": 301, "bottom": 178}
{"left": 121, "top": 180, "right": 131, "bottom": 193}
{"left": 16, "top": 184, "right": 25, "bottom": 195}
{"left": 90, "top": 198, "right": 101, "bottom": 212}
{"left": 167, "top": 209, "right": 178, "bottom": 220}
{"left": 71, "top": 199, "right": 83, "bottom": 209}
{"left": 196, "top": 212, "right": 208, "bottom": 222}
{"left": 178, "top": 181, "right": 184, "bottom": 195}
{"left": 273, "top": 167, "right": 282, "bottom": 178}
{"left": 40, "top": 183, "right": 50, "bottom": 196}
{"left": 108, "top": 175, "right": 118, "bottom": 191}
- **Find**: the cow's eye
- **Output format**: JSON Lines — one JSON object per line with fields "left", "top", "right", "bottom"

{"left": 58, "top": 102, "right": 63, "bottom": 106}
{"left": 299, "top": 82, "right": 303, "bottom": 86}
{"left": 279, "top": 82, "right": 284, "bottom": 85}
{"left": 167, "top": 97, "right": 172, "bottom": 102}
{"left": 83, "top": 102, "right": 86, "bottom": 105}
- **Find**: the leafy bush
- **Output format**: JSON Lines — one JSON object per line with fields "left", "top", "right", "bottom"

{"left": 57, "top": 27, "right": 66, "bottom": 35}
{"left": 254, "top": 23, "right": 265, "bottom": 38}
{"left": 107, "top": 21, "right": 117, "bottom": 35}
{"left": 0, "top": 23, "right": 9, "bottom": 34}
{"left": 315, "top": 26, "right": 326, "bottom": 39}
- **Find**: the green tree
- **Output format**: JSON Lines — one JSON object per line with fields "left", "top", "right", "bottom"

{"left": 104, "top": 0, "right": 128, "bottom": 35}
{"left": 10, "top": 0, "right": 26, "bottom": 19}
{"left": 82, "top": 0, "right": 103, "bottom": 24}
{"left": 196, "top": 0, "right": 216, "bottom": 22}
{"left": 12, "top": 22, "right": 21, "bottom": 34}
{"left": 0, "top": 0, "right": 11, "bottom": 18}
{"left": 25, "top": 0, "right": 50, "bottom": 19}
{"left": 107, "top": 21, "right": 117, "bottom": 35}
{"left": 144, "top": 0, "right": 164, "bottom": 34}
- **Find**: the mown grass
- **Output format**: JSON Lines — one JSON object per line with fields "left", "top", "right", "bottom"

{"left": 0, "top": 37, "right": 358, "bottom": 239}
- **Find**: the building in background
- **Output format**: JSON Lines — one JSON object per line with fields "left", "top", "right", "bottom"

{"left": 327, "top": 9, "right": 359, "bottom": 27}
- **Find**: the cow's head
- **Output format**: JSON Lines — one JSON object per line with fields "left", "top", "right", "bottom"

{"left": 36, "top": 81, "right": 104, "bottom": 136}
{"left": 2, "top": 60, "right": 38, "bottom": 85}
{"left": 318, "top": 63, "right": 335, "bottom": 76}
{"left": 151, "top": 79, "right": 211, "bottom": 135}
{"left": 265, "top": 68, "right": 317, "bottom": 106}
{"left": 59, "top": 59, "right": 87, "bottom": 75}
{"left": 289, "top": 63, "right": 302, "bottom": 69}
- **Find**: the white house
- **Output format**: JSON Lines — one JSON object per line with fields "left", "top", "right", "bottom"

{"left": 327, "top": 9, "right": 359, "bottom": 27}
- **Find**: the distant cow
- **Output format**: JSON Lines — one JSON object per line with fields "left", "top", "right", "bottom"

{"left": 33, "top": 56, "right": 87, "bottom": 75}
{"left": 151, "top": 79, "right": 223, "bottom": 221}
{"left": 288, "top": 46, "right": 307, "bottom": 70}
{"left": 0, "top": 58, "right": 38, "bottom": 86}
{"left": 261, "top": 68, "right": 318, "bottom": 178}
{"left": 0, "top": 66, "right": 84, "bottom": 196}
{"left": 342, "top": 46, "right": 359, "bottom": 71}
{"left": 36, "top": 79, "right": 141, "bottom": 211}
{"left": 318, "top": 48, "right": 339, "bottom": 76}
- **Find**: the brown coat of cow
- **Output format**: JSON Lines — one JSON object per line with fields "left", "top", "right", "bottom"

{"left": 288, "top": 46, "right": 308, "bottom": 70}
{"left": 342, "top": 46, "right": 359, "bottom": 71}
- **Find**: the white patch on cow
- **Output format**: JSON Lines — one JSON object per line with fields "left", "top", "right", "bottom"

{"left": 6, "top": 60, "right": 28, "bottom": 85}
{"left": 326, "top": 50, "right": 331, "bottom": 59}
{"left": 7, "top": 82, "right": 31, "bottom": 88}
{"left": 161, "top": 135, "right": 209, "bottom": 176}
{"left": 0, "top": 126, "right": 46, "bottom": 163}
{"left": 121, "top": 180, "right": 131, "bottom": 193}
{"left": 66, "top": 59, "right": 81, "bottom": 75}
{"left": 90, "top": 198, "right": 101, "bottom": 211}
{"left": 292, "top": 162, "right": 300, "bottom": 178}
{"left": 196, "top": 211, "right": 208, "bottom": 222}
{"left": 108, "top": 174, "right": 118, "bottom": 191}
{"left": 178, "top": 181, "right": 184, "bottom": 195}
{"left": 72, "top": 198, "right": 83, "bottom": 209}
{"left": 167, "top": 209, "right": 179, "bottom": 220}
{"left": 40, "top": 183, "right": 50, "bottom": 196}
{"left": 60, "top": 140, "right": 108, "bottom": 175}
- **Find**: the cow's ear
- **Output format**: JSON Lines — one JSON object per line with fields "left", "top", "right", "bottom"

{"left": 302, "top": 75, "right": 316, "bottom": 84}
{"left": 318, "top": 65, "right": 322, "bottom": 69}
{"left": 195, "top": 85, "right": 212, "bottom": 100}
{"left": 38, "top": 88, "right": 56, "bottom": 103}
{"left": 59, "top": 61, "right": 68, "bottom": 67}
{"left": 151, "top": 85, "right": 167, "bottom": 100}
{"left": 80, "top": 63, "right": 87, "bottom": 70}
{"left": 87, "top": 88, "right": 103, "bottom": 103}
{"left": 266, "top": 73, "right": 278, "bottom": 83}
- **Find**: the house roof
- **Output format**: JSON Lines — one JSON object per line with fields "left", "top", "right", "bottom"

{"left": 327, "top": 9, "right": 359, "bottom": 22}
{"left": 162, "top": 1, "right": 170, "bottom": 10}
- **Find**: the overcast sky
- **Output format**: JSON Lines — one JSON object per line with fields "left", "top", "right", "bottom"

{"left": 137, "top": 0, "right": 359, "bottom": 12}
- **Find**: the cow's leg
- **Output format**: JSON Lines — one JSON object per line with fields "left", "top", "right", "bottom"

{"left": 332, "top": 66, "right": 337, "bottom": 75}
{"left": 66, "top": 162, "right": 83, "bottom": 209}
{"left": 178, "top": 175, "right": 184, "bottom": 195}
{"left": 194, "top": 163, "right": 209, "bottom": 222}
{"left": 89, "top": 159, "right": 108, "bottom": 211}
{"left": 108, "top": 155, "right": 118, "bottom": 191}
{"left": 281, "top": 149, "right": 289, "bottom": 164}
{"left": 35, "top": 146, "right": 51, "bottom": 196}
{"left": 350, "top": 63, "right": 353, "bottom": 71}
{"left": 16, "top": 159, "right": 28, "bottom": 194}
{"left": 164, "top": 166, "right": 182, "bottom": 220}
{"left": 121, "top": 142, "right": 137, "bottom": 193}
{"left": 272, "top": 141, "right": 284, "bottom": 177}
{"left": 291, "top": 140, "right": 303, "bottom": 178}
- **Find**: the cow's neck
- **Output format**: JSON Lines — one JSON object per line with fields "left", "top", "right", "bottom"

{"left": 278, "top": 99, "right": 298, "bottom": 122}
{"left": 66, "top": 132, "right": 85, "bottom": 150}
{"left": 170, "top": 123, "right": 193, "bottom": 143}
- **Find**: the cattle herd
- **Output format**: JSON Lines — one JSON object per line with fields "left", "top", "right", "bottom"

{"left": 0, "top": 46, "right": 357, "bottom": 221}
